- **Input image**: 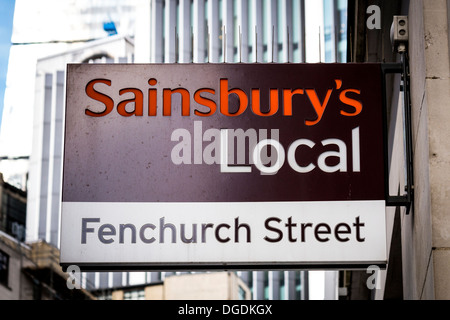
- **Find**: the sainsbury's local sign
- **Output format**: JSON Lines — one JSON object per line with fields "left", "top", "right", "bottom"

{"left": 60, "top": 63, "right": 387, "bottom": 270}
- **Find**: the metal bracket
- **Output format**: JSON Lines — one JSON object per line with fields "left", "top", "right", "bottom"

{"left": 381, "top": 53, "right": 414, "bottom": 214}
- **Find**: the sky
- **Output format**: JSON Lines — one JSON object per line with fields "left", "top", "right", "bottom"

{"left": 0, "top": 0, "right": 15, "bottom": 131}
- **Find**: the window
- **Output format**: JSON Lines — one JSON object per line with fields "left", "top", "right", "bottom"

{"left": 97, "top": 291, "right": 112, "bottom": 300}
{"left": 279, "top": 271, "right": 285, "bottom": 300}
{"left": 0, "top": 249, "right": 9, "bottom": 288}
{"left": 238, "top": 284, "right": 246, "bottom": 300}
{"left": 295, "top": 271, "right": 302, "bottom": 300}
{"left": 247, "top": 271, "right": 253, "bottom": 297}
{"left": 263, "top": 271, "right": 269, "bottom": 300}
{"left": 124, "top": 288, "right": 145, "bottom": 300}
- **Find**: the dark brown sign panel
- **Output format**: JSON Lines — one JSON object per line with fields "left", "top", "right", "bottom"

{"left": 61, "top": 63, "right": 388, "bottom": 270}
{"left": 63, "top": 63, "right": 385, "bottom": 203}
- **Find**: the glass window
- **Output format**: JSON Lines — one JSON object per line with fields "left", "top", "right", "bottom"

{"left": 233, "top": 0, "right": 239, "bottom": 62}
{"left": 247, "top": 271, "right": 253, "bottom": 297}
{"left": 277, "top": 0, "right": 283, "bottom": 60}
{"left": 238, "top": 284, "right": 246, "bottom": 300}
{"left": 295, "top": 271, "right": 302, "bottom": 300}
{"left": 0, "top": 249, "right": 9, "bottom": 288}
{"left": 292, "top": 0, "right": 301, "bottom": 62}
{"left": 279, "top": 271, "right": 285, "bottom": 300}
{"left": 218, "top": 0, "right": 223, "bottom": 62}
{"left": 97, "top": 291, "right": 112, "bottom": 300}
{"left": 124, "top": 288, "right": 145, "bottom": 300}
{"left": 1, "top": 194, "right": 6, "bottom": 232}
{"left": 263, "top": 271, "right": 269, "bottom": 300}
{"left": 338, "top": 5, "right": 348, "bottom": 62}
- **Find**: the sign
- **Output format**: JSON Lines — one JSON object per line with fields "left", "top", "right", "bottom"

{"left": 61, "top": 63, "right": 387, "bottom": 270}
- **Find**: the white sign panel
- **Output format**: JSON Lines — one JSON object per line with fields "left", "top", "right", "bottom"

{"left": 60, "top": 201, "right": 386, "bottom": 269}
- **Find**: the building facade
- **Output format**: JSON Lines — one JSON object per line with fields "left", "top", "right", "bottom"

{"left": 27, "top": 34, "right": 134, "bottom": 246}
{"left": 94, "top": 272, "right": 251, "bottom": 300}
{"left": 0, "top": 173, "right": 26, "bottom": 241}
{"left": 342, "top": 0, "right": 450, "bottom": 300}
{"left": 0, "top": 231, "right": 95, "bottom": 300}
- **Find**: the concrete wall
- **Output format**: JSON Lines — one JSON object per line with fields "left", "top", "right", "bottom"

{"left": 423, "top": 0, "right": 450, "bottom": 300}
{"left": 145, "top": 284, "right": 164, "bottom": 300}
{"left": 359, "top": 0, "right": 450, "bottom": 300}
{"left": 407, "top": 0, "right": 450, "bottom": 300}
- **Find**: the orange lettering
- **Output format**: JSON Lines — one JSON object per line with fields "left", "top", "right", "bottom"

{"left": 305, "top": 89, "right": 332, "bottom": 126}
{"left": 339, "top": 89, "right": 362, "bottom": 116}
{"left": 283, "top": 89, "right": 304, "bottom": 116}
{"left": 85, "top": 79, "right": 114, "bottom": 117}
{"left": 194, "top": 88, "right": 217, "bottom": 116}
{"left": 148, "top": 78, "right": 157, "bottom": 116}
{"left": 220, "top": 79, "right": 248, "bottom": 116}
{"left": 163, "top": 88, "right": 190, "bottom": 116}
{"left": 251, "top": 88, "right": 279, "bottom": 116}
{"left": 117, "top": 88, "right": 143, "bottom": 116}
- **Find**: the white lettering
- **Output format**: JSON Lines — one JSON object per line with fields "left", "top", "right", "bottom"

{"left": 171, "top": 122, "right": 361, "bottom": 175}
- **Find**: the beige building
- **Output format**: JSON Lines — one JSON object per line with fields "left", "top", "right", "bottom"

{"left": 97, "top": 272, "right": 251, "bottom": 300}
{"left": 342, "top": 0, "right": 450, "bottom": 300}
